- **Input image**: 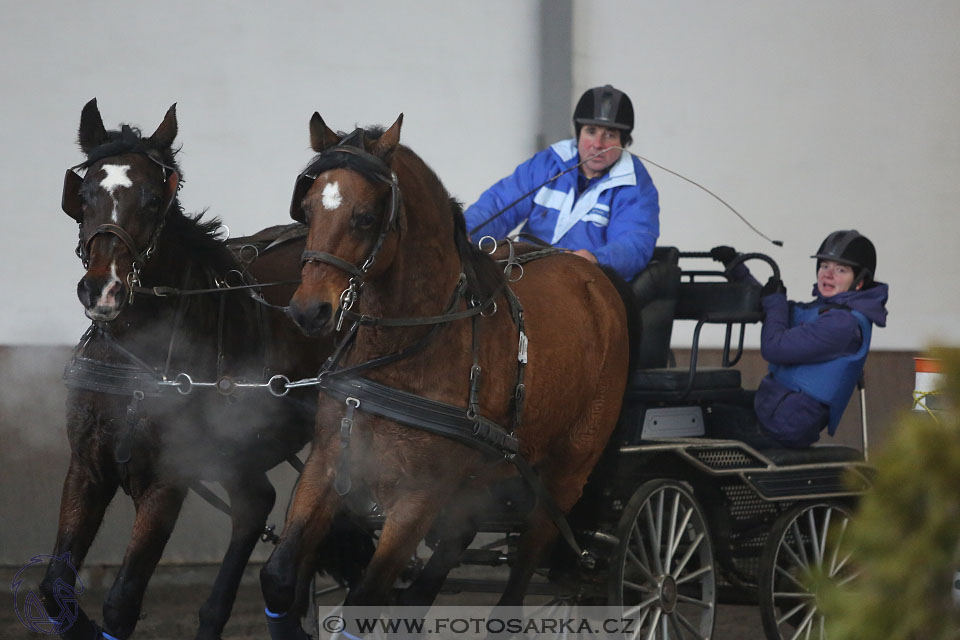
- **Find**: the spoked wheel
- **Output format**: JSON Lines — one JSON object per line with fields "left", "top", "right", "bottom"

{"left": 759, "top": 502, "right": 855, "bottom": 640}
{"left": 609, "top": 479, "right": 716, "bottom": 639}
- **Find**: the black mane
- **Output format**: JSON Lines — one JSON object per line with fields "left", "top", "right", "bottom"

{"left": 81, "top": 124, "right": 182, "bottom": 177}
{"left": 450, "top": 197, "right": 506, "bottom": 303}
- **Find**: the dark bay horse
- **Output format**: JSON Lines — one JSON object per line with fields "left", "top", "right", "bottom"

{"left": 42, "top": 99, "right": 369, "bottom": 640}
{"left": 259, "top": 114, "right": 630, "bottom": 635}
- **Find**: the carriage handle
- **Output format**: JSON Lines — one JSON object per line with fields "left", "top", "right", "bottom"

{"left": 678, "top": 250, "right": 781, "bottom": 283}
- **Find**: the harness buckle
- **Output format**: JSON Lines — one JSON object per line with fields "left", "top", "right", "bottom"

{"left": 126, "top": 266, "right": 142, "bottom": 304}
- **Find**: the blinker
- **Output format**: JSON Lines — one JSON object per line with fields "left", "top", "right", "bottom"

{"left": 62, "top": 168, "right": 85, "bottom": 221}
{"left": 62, "top": 157, "right": 180, "bottom": 223}
{"left": 290, "top": 173, "right": 314, "bottom": 223}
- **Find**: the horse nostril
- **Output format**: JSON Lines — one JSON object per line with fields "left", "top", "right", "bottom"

{"left": 288, "top": 300, "right": 332, "bottom": 335}
{"left": 77, "top": 277, "right": 97, "bottom": 308}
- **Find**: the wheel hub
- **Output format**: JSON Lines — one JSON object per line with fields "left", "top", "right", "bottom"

{"left": 658, "top": 575, "right": 678, "bottom": 613}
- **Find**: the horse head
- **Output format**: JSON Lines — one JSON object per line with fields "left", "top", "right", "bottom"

{"left": 287, "top": 113, "right": 405, "bottom": 336}
{"left": 63, "top": 98, "right": 180, "bottom": 322}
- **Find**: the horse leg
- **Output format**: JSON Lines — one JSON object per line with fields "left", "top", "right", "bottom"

{"left": 260, "top": 445, "right": 342, "bottom": 639}
{"left": 397, "top": 487, "right": 493, "bottom": 607}
{"left": 497, "top": 470, "right": 590, "bottom": 607}
{"left": 40, "top": 455, "right": 118, "bottom": 640}
{"left": 346, "top": 487, "right": 452, "bottom": 602}
{"left": 195, "top": 473, "right": 276, "bottom": 640}
{"left": 99, "top": 483, "right": 187, "bottom": 640}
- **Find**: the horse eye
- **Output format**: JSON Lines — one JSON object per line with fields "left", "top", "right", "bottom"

{"left": 354, "top": 213, "right": 377, "bottom": 229}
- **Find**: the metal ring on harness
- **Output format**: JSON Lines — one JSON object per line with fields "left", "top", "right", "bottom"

{"left": 222, "top": 270, "right": 247, "bottom": 288}
{"left": 268, "top": 374, "right": 291, "bottom": 397}
{"left": 505, "top": 263, "right": 524, "bottom": 283}
{"left": 480, "top": 300, "right": 497, "bottom": 318}
{"left": 478, "top": 236, "right": 498, "bottom": 255}
{"left": 238, "top": 244, "right": 259, "bottom": 264}
{"left": 174, "top": 372, "right": 194, "bottom": 395}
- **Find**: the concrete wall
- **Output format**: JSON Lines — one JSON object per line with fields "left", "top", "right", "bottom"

{"left": 0, "top": 0, "right": 540, "bottom": 344}
{"left": 2, "top": 1, "right": 958, "bottom": 349}
{"left": 570, "top": 0, "right": 960, "bottom": 351}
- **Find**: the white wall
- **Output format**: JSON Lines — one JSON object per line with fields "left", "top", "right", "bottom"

{"left": 0, "top": 0, "right": 539, "bottom": 344}
{"left": 3, "top": 1, "right": 958, "bottom": 350}
{"left": 572, "top": 0, "right": 960, "bottom": 350}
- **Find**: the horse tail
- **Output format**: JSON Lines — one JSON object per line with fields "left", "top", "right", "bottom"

{"left": 598, "top": 265, "right": 640, "bottom": 373}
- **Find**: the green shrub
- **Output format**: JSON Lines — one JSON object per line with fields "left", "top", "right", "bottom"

{"left": 820, "top": 350, "right": 960, "bottom": 639}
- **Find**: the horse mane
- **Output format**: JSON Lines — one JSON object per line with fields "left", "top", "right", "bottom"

{"left": 449, "top": 196, "right": 506, "bottom": 302}
{"left": 302, "top": 128, "right": 506, "bottom": 302}
{"left": 391, "top": 143, "right": 506, "bottom": 303}
{"left": 165, "top": 210, "right": 229, "bottom": 258}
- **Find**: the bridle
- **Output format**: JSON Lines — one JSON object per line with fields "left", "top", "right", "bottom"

{"left": 62, "top": 151, "right": 180, "bottom": 299}
{"left": 289, "top": 136, "right": 401, "bottom": 330}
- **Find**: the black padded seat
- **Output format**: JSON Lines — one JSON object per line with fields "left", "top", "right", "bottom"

{"left": 628, "top": 366, "right": 741, "bottom": 392}
{"left": 761, "top": 445, "right": 864, "bottom": 466}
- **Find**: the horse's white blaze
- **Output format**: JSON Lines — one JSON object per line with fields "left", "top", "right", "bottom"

{"left": 100, "top": 164, "right": 133, "bottom": 222}
{"left": 322, "top": 181, "right": 342, "bottom": 210}
{"left": 96, "top": 262, "right": 123, "bottom": 308}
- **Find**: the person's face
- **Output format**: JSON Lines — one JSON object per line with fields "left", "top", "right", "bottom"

{"left": 817, "top": 260, "right": 861, "bottom": 297}
{"left": 577, "top": 125, "right": 623, "bottom": 178}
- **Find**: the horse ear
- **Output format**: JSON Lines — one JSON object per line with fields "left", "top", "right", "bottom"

{"left": 78, "top": 98, "right": 108, "bottom": 154}
{"left": 148, "top": 103, "right": 178, "bottom": 149}
{"left": 370, "top": 113, "right": 403, "bottom": 163}
{"left": 309, "top": 113, "right": 340, "bottom": 152}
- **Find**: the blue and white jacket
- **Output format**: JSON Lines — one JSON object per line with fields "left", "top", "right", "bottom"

{"left": 463, "top": 139, "right": 660, "bottom": 281}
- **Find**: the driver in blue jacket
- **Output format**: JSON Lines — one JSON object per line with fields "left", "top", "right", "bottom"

{"left": 463, "top": 84, "right": 660, "bottom": 282}
{"left": 710, "top": 230, "right": 889, "bottom": 448}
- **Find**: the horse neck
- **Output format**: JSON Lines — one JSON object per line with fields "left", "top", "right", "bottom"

{"left": 103, "top": 217, "right": 234, "bottom": 366}
{"left": 349, "top": 171, "right": 464, "bottom": 358}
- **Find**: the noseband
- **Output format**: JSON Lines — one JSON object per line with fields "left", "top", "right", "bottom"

{"left": 63, "top": 151, "right": 180, "bottom": 296}
{"left": 291, "top": 141, "right": 401, "bottom": 329}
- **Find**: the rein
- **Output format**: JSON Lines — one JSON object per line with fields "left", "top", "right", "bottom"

{"left": 467, "top": 146, "right": 784, "bottom": 247}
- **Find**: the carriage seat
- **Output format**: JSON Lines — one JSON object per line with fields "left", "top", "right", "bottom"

{"left": 630, "top": 246, "right": 681, "bottom": 369}
{"left": 626, "top": 270, "right": 761, "bottom": 397}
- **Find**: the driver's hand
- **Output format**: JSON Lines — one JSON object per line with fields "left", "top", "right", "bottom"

{"left": 709, "top": 245, "right": 739, "bottom": 267}
{"left": 571, "top": 249, "right": 598, "bottom": 264}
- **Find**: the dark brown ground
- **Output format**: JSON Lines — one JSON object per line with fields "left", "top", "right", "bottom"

{"left": 2, "top": 563, "right": 764, "bottom": 639}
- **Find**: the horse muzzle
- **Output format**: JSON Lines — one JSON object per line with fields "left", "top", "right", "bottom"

{"left": 286, "top": 298, "right": 334, "bottom": 337}
{"left": 78, "top": 273, "right": 126, "bottom": 322}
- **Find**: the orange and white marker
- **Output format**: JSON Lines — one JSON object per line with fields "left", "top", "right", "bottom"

{"left": 913, "top": 357, "right": 943, "bottom": 414}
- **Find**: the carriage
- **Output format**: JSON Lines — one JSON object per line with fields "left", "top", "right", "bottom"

{"left": 51, "top": 102, "right": 871, "bottom": 640}
{"left": 332, "top": 246, "right": 873, "bottom": 640}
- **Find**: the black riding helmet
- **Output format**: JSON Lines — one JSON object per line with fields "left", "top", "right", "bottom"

{"left": 811, "top": 229, "right": 877, "bottom": 287}
{"left": 573, "top": 84, "right": 634, "bottom": 146}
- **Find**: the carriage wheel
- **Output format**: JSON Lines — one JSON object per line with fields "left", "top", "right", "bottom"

{"left": 609, "top": 479, "right": 716, "bottom": 639}
{"left": 759, "top": 502, "right": 855, "bottom": 640}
